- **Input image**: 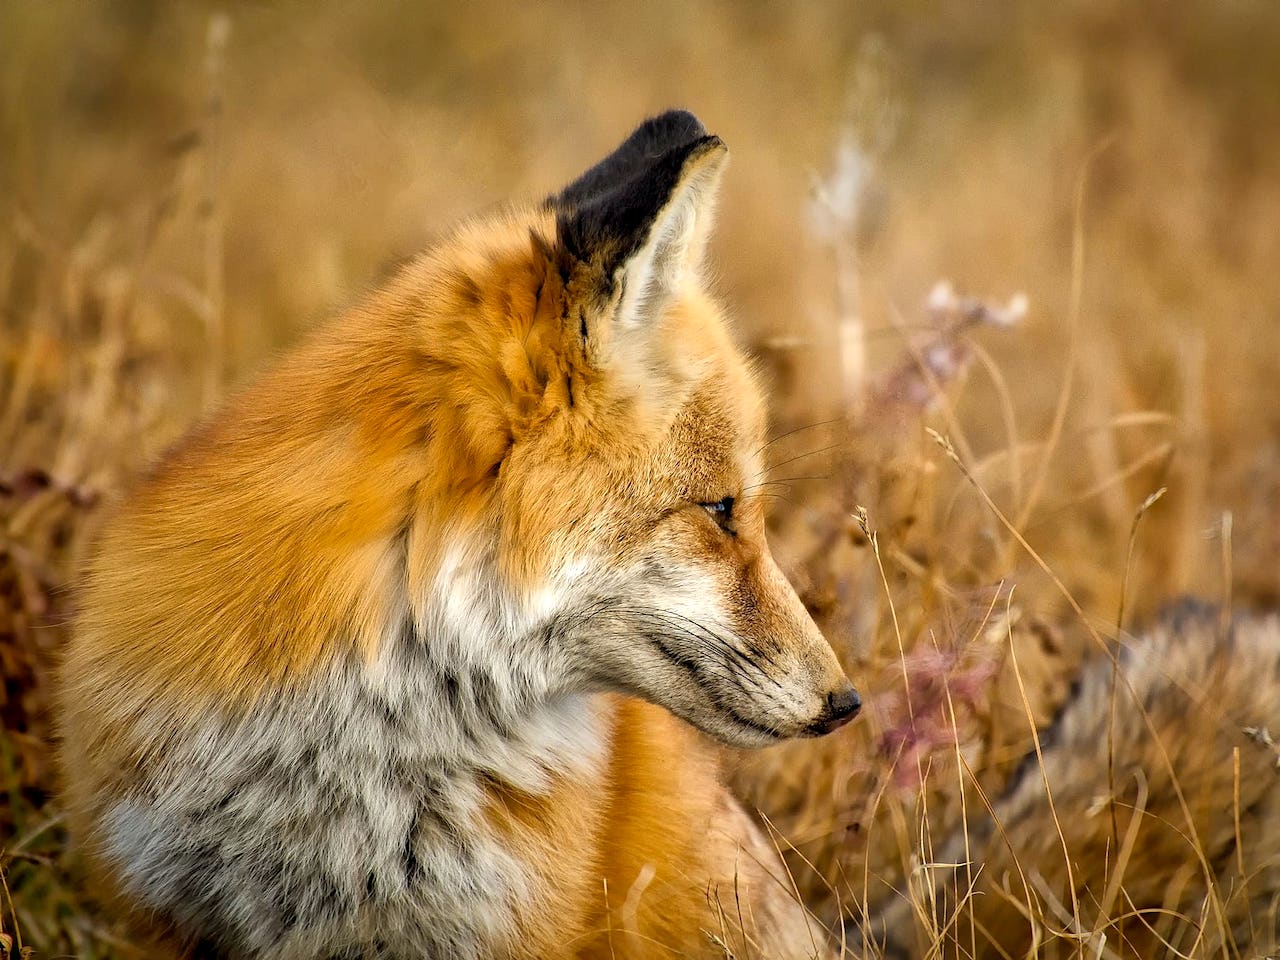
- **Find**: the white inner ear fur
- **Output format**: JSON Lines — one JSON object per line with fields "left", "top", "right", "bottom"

{"left": 614, "top": 149, "right": 727, "bottom": 329}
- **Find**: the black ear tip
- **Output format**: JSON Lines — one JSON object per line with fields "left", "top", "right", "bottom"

{"left": 690, "top": 134, "right": 728, "bottom": 161}
{"left": 639, "top": 109, "right": 708, "bottom": 145}
{"left": 552, "top": 110, "right": 718, "bottom": 212}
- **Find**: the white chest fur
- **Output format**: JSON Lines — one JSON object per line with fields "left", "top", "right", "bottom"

{"left": 101, "top": 630, "right": 604, "bottom": 959}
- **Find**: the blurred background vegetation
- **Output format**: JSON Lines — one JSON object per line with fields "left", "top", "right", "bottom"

{"left": 3, "top": 1, "right": 1279, "bottom": 956}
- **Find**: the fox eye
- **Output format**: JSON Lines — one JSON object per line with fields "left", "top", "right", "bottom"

{"left": 699, "top": 496, "right": 736, "bottom": 534}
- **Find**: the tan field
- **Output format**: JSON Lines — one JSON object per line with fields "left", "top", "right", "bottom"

{"left": 3, "top": 2, "right": 1279, "bottom": 957}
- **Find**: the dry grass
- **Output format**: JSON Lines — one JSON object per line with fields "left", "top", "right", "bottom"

{"left": 3, "top": 1, "right": 1280, "bottom": 956}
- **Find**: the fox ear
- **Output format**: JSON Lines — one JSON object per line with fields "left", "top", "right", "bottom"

{"left": 555, "top": 109, "right": 710, "bottom": 209}
{"left": 553, "top": 112, "right": 728, "bottom": 330}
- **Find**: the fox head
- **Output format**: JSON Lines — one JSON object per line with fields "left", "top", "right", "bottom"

{"left": 393, "top": 111, "right": 860, "bottom": 748}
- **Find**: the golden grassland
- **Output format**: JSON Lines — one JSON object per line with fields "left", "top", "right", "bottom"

{"left": 2, "top": 1, "right": 1279, "bottom": 956}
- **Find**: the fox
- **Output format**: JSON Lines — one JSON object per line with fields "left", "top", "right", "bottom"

{"left": 863, "top": 602, "right": 1280, "bottom": 959}
{"left": 56, "top": 110, "right": 863, "bottom": 959}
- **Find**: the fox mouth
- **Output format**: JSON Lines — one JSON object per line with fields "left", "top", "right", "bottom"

{"left": 718, "top": 702, "right": 785, "bottom": 742}
{"left": 720, "top": 692, "right": 861, "bottom": 743}
{"left": 709, "top": 679, "right": 862, "bottom": 744}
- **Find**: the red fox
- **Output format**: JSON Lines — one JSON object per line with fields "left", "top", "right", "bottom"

{"left": 57, "top": 111, "right": 861, "bottom": 958}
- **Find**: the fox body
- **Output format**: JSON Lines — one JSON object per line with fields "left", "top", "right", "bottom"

{"left": 868, "top": 603, "right": 1280, "bottom": 959}
{"left": 58, "top": 112, "right": 860, "bottom": 958}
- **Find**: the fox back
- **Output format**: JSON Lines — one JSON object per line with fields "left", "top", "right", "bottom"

{"left": 58, "top": 111, "right": 858, "bottom": 959}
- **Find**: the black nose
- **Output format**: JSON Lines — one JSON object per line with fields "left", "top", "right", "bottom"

{"left": 811, "top": 685, "right": 862, "bottom": 736}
